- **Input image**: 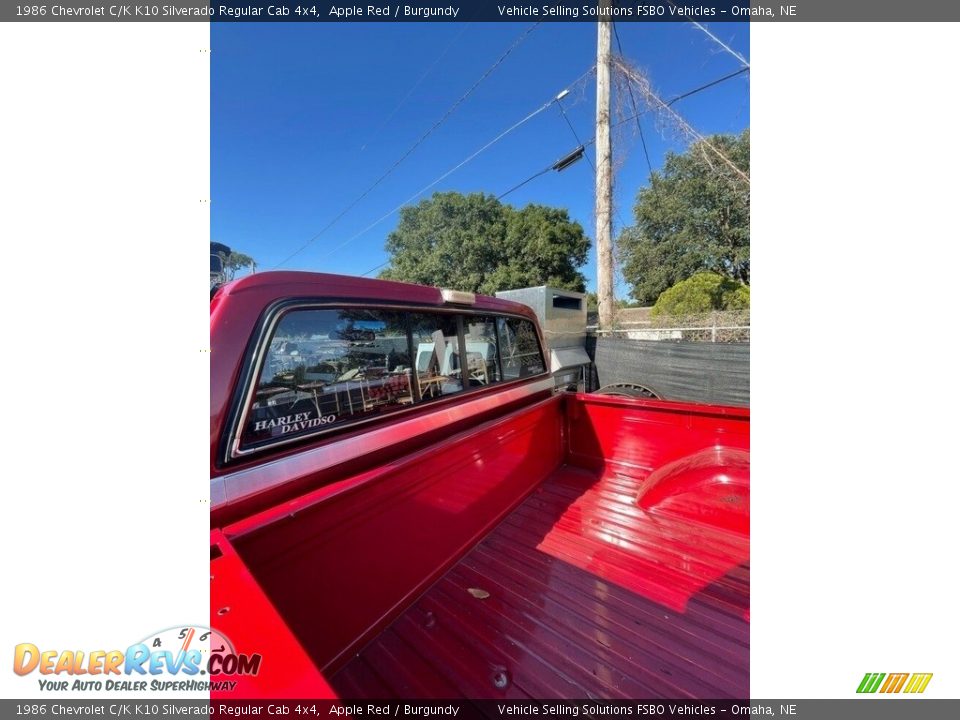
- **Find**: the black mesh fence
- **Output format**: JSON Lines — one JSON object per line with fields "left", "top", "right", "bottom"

{"left": 587, "top": 335, "right": 750, "bottom": 407}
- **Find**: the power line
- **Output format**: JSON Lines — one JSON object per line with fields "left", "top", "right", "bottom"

{"left": 317, "top": 67, "right": 596, "bottom": 264}
{"left": 663, "top": 1, "right": 750, "bottom": 68}
{"left": 359, "top": 23, "right": 471, "bottom": 153}
{"left": 498, "top": 65, "right": 749, "bottom": 202}
{"left": 614, "top": 57, "right": 750, "bottom": 185}
{"left": 663, "top": 66, "right": 749, "bottom": 107}
{"left": 688, "top": 20, "right": 750, "bottom": 68}
{"left": 557, "top": 100, "right": 586, "bottom": 152}
{"left": 612, "top": 21, "right": 653, "bottom": 180}
{"left": 327, "top": 103, "right": 553, "bottom": 259}
{"left": 556, "top": 99, "right": 597, "bottom": 171}
{"left": 554, "top": 97, "right": 635, "bottom": 233}
{"left": 361, "top": 259, "right": 391, "bottom": 277}
{"left": 273, "top": 22, "right": 542, "bottom": 269}
{"left": 371, "top": 66, "right": 748, "bottom": 277}
{"left": 497, "top": 166, "right": 553, "bottom": 200}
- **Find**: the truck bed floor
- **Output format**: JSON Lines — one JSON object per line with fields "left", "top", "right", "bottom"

{"left": 331, "top": 464, "right": 749, "bottom": 699}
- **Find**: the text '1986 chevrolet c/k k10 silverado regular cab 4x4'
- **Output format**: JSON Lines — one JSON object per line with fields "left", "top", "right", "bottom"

{"left": 209, "top": 272, "right": 749, "bottom": 700}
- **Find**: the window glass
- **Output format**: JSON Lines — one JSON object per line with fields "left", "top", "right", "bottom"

{"left": 242, "top": 309, "right": 414, "bottom": 448}
{"left": 497, "top": 317, "right": 546, "bottom": 380}
{"left": 463, "top": 316, "right": 501, "bottom": 386}
{"left": 409, "top": 313, "right": 463, "bottom": 400}
{"left": 238, "top": 308, "right": 547, "bottom": 455}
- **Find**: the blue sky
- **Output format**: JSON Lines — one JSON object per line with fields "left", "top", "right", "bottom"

{"left": 212, "top": 21, "right": 749, "bottom": 295}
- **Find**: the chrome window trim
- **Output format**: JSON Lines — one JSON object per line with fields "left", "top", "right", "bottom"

{"left": 223, "top": 301, "right": 549, "bottom": 464}
{"left": 212, "top": 374, "right": 555, "bottom": 510}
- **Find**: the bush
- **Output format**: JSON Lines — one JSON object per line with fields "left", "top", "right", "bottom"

{"left": 651, "top": 272, "right": 750, "bottom": 317}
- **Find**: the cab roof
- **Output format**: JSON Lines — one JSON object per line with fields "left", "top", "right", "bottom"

{"left": 214, "top": 271, "right": 539, "bottom": 322}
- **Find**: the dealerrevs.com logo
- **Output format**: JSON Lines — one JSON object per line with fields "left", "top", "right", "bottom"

{"left": 13, "top": 626, "right": 260, "bottom": 693}
{"left": 857, "top": 672, "right": 933, "bottom": 694}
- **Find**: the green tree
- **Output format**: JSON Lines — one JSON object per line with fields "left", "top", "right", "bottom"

{"left": 380, "top": 192, "right": 590, "bottom": 294}
{"left": 651, "top": 272, "right": 750, "bottom": 318}
{"left": 222, "top": 251, "right": 256, "bottom": 279}
{"left": 619, "top": 129, "right": 750, "bottom": 304}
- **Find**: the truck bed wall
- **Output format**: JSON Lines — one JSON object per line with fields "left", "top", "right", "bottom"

{"left": 225, "top": 395, "right": 565, "bottom": 673}
{"left": 565, "top": 393, "right": 750, "bottom": 476}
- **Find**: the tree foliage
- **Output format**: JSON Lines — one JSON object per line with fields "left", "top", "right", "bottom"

{"left": 651, "top": 272, "right": 750, "bottom": 318}
{"left": 380, "top": 192, "right": 590, "bottom": 294}
{"left": 619, "top": 129, "right": 750, "bottom": 304}
{"left": 223, "top": 251, "right": 256, "bottom": 278}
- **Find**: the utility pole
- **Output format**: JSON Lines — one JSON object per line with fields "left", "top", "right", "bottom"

{"left": 595, "top": 0, "right": 615, "bottom": 330}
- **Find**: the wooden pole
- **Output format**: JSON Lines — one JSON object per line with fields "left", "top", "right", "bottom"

{"left": 595, "top": 0, "right": 615, "bottom": 330}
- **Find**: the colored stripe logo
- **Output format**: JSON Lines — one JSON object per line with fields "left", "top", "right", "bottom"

{"left": 904, "top": 673, "right": 934, "bottom": 693}
{"left": 857, "top": 672, "right": 932, "bottom": 694}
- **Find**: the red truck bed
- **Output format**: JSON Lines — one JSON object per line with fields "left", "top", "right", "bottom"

{"left": 332, "top": 463, "right": 748, "bottom": 699}
{"left": 212, "top": 393, "right": 749, "bottom": 699}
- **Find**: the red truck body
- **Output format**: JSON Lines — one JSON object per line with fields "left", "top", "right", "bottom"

{"left": 210, "top": 272, "right": 749, "bottom": 699}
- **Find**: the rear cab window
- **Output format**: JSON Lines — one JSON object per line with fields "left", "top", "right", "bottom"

{"left": 234, "top": 305, "right": 547, "bottom": 457}
{"left": 498, "top": 316, "right": 547, "bottom": 379}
